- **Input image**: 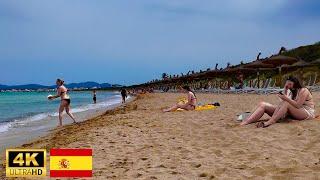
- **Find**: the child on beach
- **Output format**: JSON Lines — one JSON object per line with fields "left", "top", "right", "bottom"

{"left": 163, "top": 86, "right": 197, "bottom": 112}
{"left": 241, "top": 76, "right": 315, "bottom": 128}
{"left": 48, "top": 79, "right": 77, "bottom": 126}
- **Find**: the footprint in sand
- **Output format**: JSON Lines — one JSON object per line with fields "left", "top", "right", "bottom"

{"left": 170, "top": 171, "right": 178, "bottom": 175}
{"left": 199, "top": 172, "right": 208, "bottom": 177}
{"left": 133, "top": 173, "right": 143, "bottom": 178}
{"left": 155, "top": 164, "right": 167, "bottom": 168}
{"left": 213, "top": 149, "right": 223, "bottom": 157}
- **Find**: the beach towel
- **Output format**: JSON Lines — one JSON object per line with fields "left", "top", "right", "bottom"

{"left": 176, "top": 98, "right": 218, "bottom": 111}
{"left": 195, "top": 104, "right": 217, "bottom": 111}
{"left": 176, "top": 104, "right": 217, "bottom": 111}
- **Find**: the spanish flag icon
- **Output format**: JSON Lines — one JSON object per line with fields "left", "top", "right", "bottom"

{"left": 50, "top": 149, "right": 92, "bottom": 177}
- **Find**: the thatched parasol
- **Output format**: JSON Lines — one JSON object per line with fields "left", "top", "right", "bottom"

{"left": 281, "top": 59, "right": 320, "bottom": 71}
{"left": 223, "top": 67, "right": 258, "bottom": 74}
{"left": 291, "top": 60, "right": 308, "bottom": 66}
{"left": 310, "top": 59, "right": 320, "bottom": 65}
{"left": 262, "top": 55, "right": 298, "bottom": 67}
{"left": 280, "top": 60, "right": 308, "bottom": 70}
{"left": 242, "top": 60, "right": 275, "bottom": 68}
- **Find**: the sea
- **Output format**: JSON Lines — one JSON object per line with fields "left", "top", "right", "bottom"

{"left": 0, "top": 91, "right": 126, "bottom": 150}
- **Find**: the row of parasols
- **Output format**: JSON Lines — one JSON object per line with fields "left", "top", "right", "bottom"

{"left": 151, "top": 55, "right": 320, "bottom": 84}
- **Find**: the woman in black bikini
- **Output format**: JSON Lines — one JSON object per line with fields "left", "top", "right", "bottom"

{"left": 48, "top": 79, "right": 77, "bottom": 126}
{"left": 163, "top": 86, "right": 197, "bottom": 112}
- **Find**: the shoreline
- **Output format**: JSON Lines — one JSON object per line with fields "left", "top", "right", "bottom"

{"left": 0, "top": 95, "right": 138, "bottom": 178}
{"left": 0, "top": 95, "right": 135, "bottom": 164}
{"left": 1, "top": 92, "right": 320, "bottom": 179}
{"left": 0, "top": 94, "right": 135, "bottom": 152}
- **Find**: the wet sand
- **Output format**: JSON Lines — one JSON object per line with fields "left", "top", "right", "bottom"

{"left": 0, "top": 96, "right": 131, "bottom": 153}
{"left": 1, "top": 92, "right": 320, "bottom": 179}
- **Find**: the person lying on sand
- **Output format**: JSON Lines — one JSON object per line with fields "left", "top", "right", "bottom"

{"left": 241, "top": 76, "right": 315, "bottom": 128}
{"left": 48, "top": 79, "right": 77, "bottom": 126}
{"left": 163, "top": 86, "right": 197, "bottom": 112}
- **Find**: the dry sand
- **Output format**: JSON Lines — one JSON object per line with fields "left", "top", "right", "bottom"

{"left": 1, "top": 92, "right": 320, "bottom": 179}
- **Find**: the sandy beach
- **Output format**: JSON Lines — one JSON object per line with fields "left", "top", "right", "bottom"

{"left": 1, "top": 92, "right": 320, "bottom": 179}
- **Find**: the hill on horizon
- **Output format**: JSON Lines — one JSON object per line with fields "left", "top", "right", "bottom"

{"left": 283, "top": 41, "right": 320, "bottom": 62}
{"left": 0, "top": 81, "right": 118, "bottom": 90}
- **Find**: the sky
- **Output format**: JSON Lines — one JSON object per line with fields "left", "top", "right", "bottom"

{"left": 0, "top": 0, "right": 320, "bottom": 85}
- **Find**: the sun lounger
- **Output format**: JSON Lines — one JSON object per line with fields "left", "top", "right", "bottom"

{"left": 307, "top": 73, "right": 319, "bottom": 91}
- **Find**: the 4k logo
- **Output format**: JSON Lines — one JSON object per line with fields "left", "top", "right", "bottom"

{"left": 6, "top": 149, "right": 46, "bottom": 177}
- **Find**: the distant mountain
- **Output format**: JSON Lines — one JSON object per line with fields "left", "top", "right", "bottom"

{"left": 8, "top": 84, "right": 49, "bottom": 90}
{"left": 0, "top": 84, "right": 8, "bottom": 88}
{"left": 0, "top": 82, "right": 118, "bottom": 90}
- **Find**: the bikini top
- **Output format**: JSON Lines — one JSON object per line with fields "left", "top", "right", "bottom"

{"left": 297, "top": 88, "right": 314, "bottom": 108}
{"left": 188, "top": 92, "right": 197, "bottom": 106}
{"left": 58, "top": 86, "right": 68, "bottom": 96}
{"left": 189, "top": 91, "right": 196, "bottom": 100}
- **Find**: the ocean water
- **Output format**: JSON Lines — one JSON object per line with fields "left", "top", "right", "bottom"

{"left": 0, "top": 91, "right": 123, "bottom": 133}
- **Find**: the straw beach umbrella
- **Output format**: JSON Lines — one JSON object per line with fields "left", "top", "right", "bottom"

{"left": 310, "top": 59, "right": 320, "bottom": 66}
{"left": 262, "top": 55, "right": 298, "bottom": 67}
{"left": 242, "top": 61, "right": 277, "bottom": 88}
{"left": 242, "top": 60, "right": 275, "bottom": 68}
{"left": 280, "top": 60, "right": 308, "bottom": 71}
{"left": 291, "top": 60, "right": 309, "bottom": 66}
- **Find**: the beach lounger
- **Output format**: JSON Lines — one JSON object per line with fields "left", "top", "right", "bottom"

{"left": 257, "top": 78, "right": 281, "bottom": 94}
{"left": 307, "top": 73, "right": 319, "bottom": 91}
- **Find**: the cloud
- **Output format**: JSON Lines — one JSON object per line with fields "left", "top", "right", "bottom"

{"left": 143, "top": 0, "right": 289, "bottom": 19}
{"left": 0, "top": 0, "right": 319, "bottom": 85}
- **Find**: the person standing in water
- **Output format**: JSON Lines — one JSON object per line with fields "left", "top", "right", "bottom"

{"left": 121, "top": 88, "right": 127, "bottom": 103}
{"left": 93, "top": 90, "right": 97, "bottom": 104}
{"left": 48, "top": 79, "right": 77, "bottom": 126}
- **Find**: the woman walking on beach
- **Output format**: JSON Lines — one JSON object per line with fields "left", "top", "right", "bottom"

{"left": 48, "top": 79, "right": 77, "bottom": 126}
{"left": 163, "top": 86, "right": 197, "bottom": 112}
{"left": 121, "top": 89, "right": 127, "bottom": 103}
{"left": 241, "top": 76, "right": 315, "bottom": 128}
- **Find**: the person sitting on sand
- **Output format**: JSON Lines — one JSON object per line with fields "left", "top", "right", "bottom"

{"left": 241, "top": 76, "right": 315, "bottom": 128}
{"left": 48, "top": 79, "right": 77, "bottom": 126}
{"left": 163, "top": 86, "right": 197, "bottom": 112}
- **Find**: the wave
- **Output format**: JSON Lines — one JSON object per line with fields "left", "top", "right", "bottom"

{"left": 0, "top": 122, "right": 12, "bottom": 133}
{"left": 0, "top": 95, "right": 126, "bottom": 133}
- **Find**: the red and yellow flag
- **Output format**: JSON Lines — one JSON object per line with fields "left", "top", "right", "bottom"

{"left": 50, "top": 149, "right": 92, "bottom": 177}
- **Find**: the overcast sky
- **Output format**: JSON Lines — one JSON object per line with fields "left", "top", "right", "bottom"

{"left": 1, "top": 0, "right": 320, "bottom": 85}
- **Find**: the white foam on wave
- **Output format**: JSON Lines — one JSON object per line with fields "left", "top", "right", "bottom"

{"left": 13, "top": 113, "right": 50, "bottom": 127}
{"left": 55, "top": 96, "right": 123, "bottom": 115}
{"left": 0, "top": 122, "right": 12, "bottom": 133}
{"left": 1, "top": 95, "right": 125, "bottom": 132}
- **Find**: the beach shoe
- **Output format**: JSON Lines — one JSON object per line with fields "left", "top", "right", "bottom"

{"left": 256, "top": 122, "right": 270, "bottom": 128}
